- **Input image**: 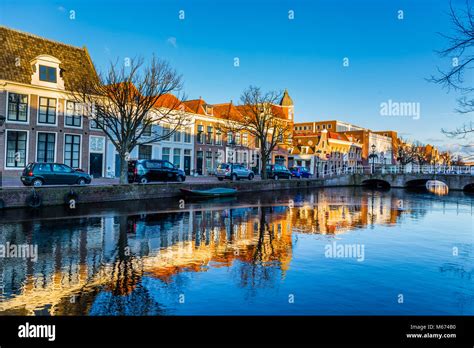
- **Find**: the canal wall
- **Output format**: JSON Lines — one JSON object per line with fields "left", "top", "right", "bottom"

{"left": 0, "top": 175, "right": 356, "bottom": 209}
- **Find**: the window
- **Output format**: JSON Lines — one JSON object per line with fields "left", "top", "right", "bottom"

{"left": 162, "top": 124, "right": 171, "bottom": 140}
{"left": 64, "top": 134, "right": 81, "bottom": 168}
{"left": 197, "top": 125, "right": 204, "bottom": 144}
{"left": 206, "top": 150, "right": 212, "bottom": 172}
{"left": 146, "top": 161, "right": 161, "bottom": 169}
{"left": 173, "top": 148, "right": 181, "bottom": 167}
{"left": 163, "top": 161, "right": 174, "bottom": 169}
{"left": 184, "top": 127, "right": 192, "bottom": 143}
{"left": 39, "top": 65, "right": 57, "bottom": 83}
{"left": 216, "top": 129, "right": 222, "bottom": 145}
{"left": 235, "top": 133, "right": 241, "bottom": 146}
{"left": 6, "top": 131, "right": 27, "bottom": 167}
{"left": 242, "top": 133, "right": 248, "bottom": 147}
{"left": 90, "top": 117, "right": 104, "bottom": 130}
{"left": 174, "top": 129, "right": 181, "bottom": 142}
{"left": 206, "top": 126, "right": 213, "bottom": 144}
{"left": 142, "top": 125, "right": 152, "bottom": 137}
{"left": 227, "top": 132, "right": 233, "bottom": 145}
{"left": 38, "top": 97, "right": 56, "bottom": 124}
{"left": 37, "top": 133, "right": 55, "bottom": 162}
{"left": 36, "top": 163, "right": 52, "bottom": 172}
{"left": 162, "top": 147, "right": 170, "bottom": 162}
{"left": 8, "top": 93, "right": 28, "bottom": 122}
{"left": 328, "top": 124, "right": 332, "bottom": 129}
{"left": 65, "top": 101, "right": 82, "bottom": 127}
{"left": 53, "top": 164, "right": 73, "bottom": 172}
{"left": 139, "top": 145, "right": 152, "bottom": 160}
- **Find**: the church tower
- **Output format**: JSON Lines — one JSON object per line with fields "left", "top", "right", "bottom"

{"left": 279, "top": 89, "right": 294, "bottom": 121}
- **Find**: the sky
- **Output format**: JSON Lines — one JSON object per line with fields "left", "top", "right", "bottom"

{"left": 1, "top": 0, "right": 473, "bottom": 157}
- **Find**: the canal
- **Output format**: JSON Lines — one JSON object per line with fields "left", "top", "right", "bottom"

{"left": 0, "top": 187, "right": 472, "bottom": 315}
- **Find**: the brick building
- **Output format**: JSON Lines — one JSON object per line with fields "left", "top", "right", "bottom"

{"left": 0, "top": 26, "right": 107, "bottom": 180}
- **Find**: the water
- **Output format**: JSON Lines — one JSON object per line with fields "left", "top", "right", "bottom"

{"left": 0, "top": 187, "right": 472, "bottom": 315}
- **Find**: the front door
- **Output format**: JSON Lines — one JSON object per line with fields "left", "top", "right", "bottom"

{"left": 184, "top": 156, "right": 191, "bottom": 175}
{"left": 196, "top": 151, "right": 203, "bottom": 175}
{"left": 90, "top": 153, "right": 103, "bottom": 178}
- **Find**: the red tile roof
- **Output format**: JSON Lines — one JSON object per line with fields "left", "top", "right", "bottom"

{"left": 183, "top": 99, "right": 207, "bottom": 115}
{"left": 154, "top": 93, "right": 192, "bottom": 112}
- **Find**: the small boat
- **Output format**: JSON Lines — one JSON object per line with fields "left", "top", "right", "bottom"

{"left": 180, "top": 187, "right": 238, "bottom": 197}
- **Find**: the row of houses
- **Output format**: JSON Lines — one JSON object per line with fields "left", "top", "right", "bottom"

{"left": 0, "top": 26, "right": 292, "bottom": 179}
{"left": 0, "top": 26, "right": 449, "bottom": 180}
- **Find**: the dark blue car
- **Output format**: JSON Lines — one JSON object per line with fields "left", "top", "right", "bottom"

{"left": 289, "top": 166, "right": 312, "bottom": 178}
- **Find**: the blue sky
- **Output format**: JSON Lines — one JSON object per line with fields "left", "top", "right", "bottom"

{"left": 1, "top": 0, "right": 472, "bottom": 155}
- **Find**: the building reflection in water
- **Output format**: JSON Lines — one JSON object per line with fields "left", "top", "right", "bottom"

{"left": 0, "top": 189, "right": 444, "bottom": 315}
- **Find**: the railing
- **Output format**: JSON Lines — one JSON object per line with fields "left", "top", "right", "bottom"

{"left": 378, "top": 165, "right": 472, "bottom": 175}
{"left": 312, "top": 164, "right": 473, "bottom": 178}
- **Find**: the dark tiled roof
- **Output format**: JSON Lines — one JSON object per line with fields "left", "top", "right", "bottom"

{"left": 0, "top": 26, "right": 98, "bottom": 91}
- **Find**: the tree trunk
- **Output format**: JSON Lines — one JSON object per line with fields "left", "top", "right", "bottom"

{"left": 260, "top": 149, "right": 268, "bottom": 180}
{"left": 120, "top": 154, "right": 129, "bottom": 184}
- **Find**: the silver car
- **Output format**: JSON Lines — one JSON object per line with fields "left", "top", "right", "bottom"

{"left": 216, "top": 163, "right": 254, "bottom": 181}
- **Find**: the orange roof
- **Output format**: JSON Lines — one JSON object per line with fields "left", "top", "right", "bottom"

{"left": 154, "top": 93, "right": 192, "bottom": 112}
{"left": 213, "top": 102, "right": 244, "bottom": 122}
{"left": 183, "top": 98, "right": 207, "bottom": 115}
{"left": 328, "top": 131, "right": 348, "bottom": 141}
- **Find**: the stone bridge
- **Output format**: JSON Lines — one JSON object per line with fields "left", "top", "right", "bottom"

{"left": 352, "top": 173, "right": 474, "bottom": 191}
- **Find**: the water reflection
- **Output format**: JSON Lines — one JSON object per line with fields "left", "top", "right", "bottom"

{"left": 0, "top": 187, "right": 472, "bottom": 315}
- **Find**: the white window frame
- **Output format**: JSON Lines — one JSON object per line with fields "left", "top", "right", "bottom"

{"left": 63, "top": 133, "right": 83, "bottom": 169}
{"left": 35, "top": 131, "right": 57, "bottom": 163}
{"left": 5, "top": 91, "right": 30, "bottom": 125}
{"left": 37, "top": 96, "right": 59, "bottom": 127}
{"left": 64, "top": 100, "right": 83, "bottom": 129}
{"left": 4, "top": 129, "right": 29, "bottom": 170}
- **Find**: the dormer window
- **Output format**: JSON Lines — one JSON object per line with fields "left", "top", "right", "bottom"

{"left": 30, "top": 55, "right": 64, "bottom": 89}
{"left": 39, "top": 65, "right": 57, "bottom": 83}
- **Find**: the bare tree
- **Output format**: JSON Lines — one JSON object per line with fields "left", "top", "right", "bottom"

{"left": 73, "top": 56, "right": 187, "bottom": 183}
{"left": 219, "top": 86, "right": 292, "bottom": 179}
{"left": 397, "top": 138, "right": 417, "bottom": 165}
{"left": 429, "top": 0, "right": 474, "bottom": 137}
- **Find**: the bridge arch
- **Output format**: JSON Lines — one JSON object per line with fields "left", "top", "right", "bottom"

{"left": 362, "top": 179, "right": 391, "bottom": 189}
{"left": 463, "top": 183, "right": 474, "bottom": 193}
{"left": 404, "top": 179, "right": 431, "bottom": 189}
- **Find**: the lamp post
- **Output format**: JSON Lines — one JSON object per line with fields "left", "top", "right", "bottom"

{"left": 369, "top": 144, "right": 377, "bottom": 174}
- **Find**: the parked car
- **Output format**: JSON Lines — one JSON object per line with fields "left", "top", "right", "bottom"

{"left": 266, "top": 164, "right": 292, "bottom": 180}
{"left": 21, "top": 163, "right": 92, "bottom": 187}
{"left": 216, "top": 163, "right": 254, "bottom": 181}
{"left": 127, "top": 159, "right": 186, "bottom": 184}
{"left": 289, "top": 166, "right": 312, "bottom": 178}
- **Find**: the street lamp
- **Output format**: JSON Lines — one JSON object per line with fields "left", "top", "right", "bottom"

{"left": 368, "top": 144, "right": 378, "bottom": 174}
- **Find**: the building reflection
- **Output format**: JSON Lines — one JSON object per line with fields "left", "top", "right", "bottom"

{"left": 0, "top": 189, "right": 424, "bottom": 315}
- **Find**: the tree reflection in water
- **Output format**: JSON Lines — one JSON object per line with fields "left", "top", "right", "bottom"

{"left": 0, "top": 188, "right": 472, "bottom": 315}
